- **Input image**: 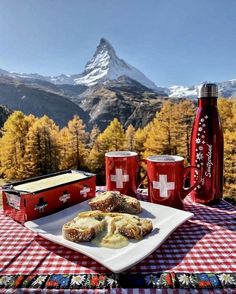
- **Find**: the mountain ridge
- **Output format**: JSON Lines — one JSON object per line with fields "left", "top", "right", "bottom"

{"left": 0, "top": 38, "right": 235, "bottom": 130}
{"left": 0, "top": 38, "right": 160, "bottom": 91}
{"left": 1, "top": 38, "right": 236, "bottom": 98}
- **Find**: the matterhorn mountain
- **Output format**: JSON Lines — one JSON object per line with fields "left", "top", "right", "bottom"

{"left": 71, "top": 38, "right": 159, "bottom": 90}
{"left": 0, "top": 38, "right": 236, "bottom": 98}
{"left": 0, "top": 38, "right": 160, "bottom": 91}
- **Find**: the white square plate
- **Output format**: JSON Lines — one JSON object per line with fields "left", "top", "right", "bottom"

{"left": 25, "top": 200, "right": 193, "bottom": 273}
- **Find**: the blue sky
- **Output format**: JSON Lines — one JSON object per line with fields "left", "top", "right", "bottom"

{"left": 0, "top": 0, "right": 236, "bottom": 86}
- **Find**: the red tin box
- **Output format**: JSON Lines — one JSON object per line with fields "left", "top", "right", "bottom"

{"left": 2, "top": 170, "right": 96, "bottom": 223}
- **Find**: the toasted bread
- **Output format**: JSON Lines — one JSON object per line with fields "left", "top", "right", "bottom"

{"left": 88, "top": 191, "right": 120, "bottom": 212}
{"left": 117, "top": 194, "right": 141, "bottom": 214}
{"left": 88, "top": 191, "right": 141, "bottom": 214}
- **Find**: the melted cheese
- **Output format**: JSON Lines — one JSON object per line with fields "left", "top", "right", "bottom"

{"left": 91, "top": 216, "right": 129, "bottom": 249}
{"left": 96, "top": 233, "right": 129, "bottom": 249}
{"left": 13, "top": 173, "right": 87, "bottom": 192}
{"left": 73, "top": 217, "right": 103, "bottom": 230}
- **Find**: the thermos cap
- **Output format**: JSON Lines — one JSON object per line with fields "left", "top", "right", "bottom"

{"left": 198, "top": 83, "right": 218, "bottom": 98}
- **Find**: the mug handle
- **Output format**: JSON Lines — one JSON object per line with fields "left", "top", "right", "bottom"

{"left": 182, "top": 165, "right": 202, "bottom": 198}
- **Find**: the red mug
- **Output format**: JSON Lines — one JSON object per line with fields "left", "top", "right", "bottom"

{"left": 147, "top": 155, "right": 201, "bottom": 209}
{"left": 105, "top": 151, "right": 142, "bottom": 196}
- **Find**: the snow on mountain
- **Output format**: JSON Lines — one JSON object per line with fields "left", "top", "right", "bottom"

{"left": 0, "top": 69, "right": 50, "bottom": 83}
{"left": 50, "top": 74, "right": 74, "bottom": 85}
{"left": 167, "top": 85, "right": 198, "bottom": 99}
{"left": 72, "top": 38, "right": 159, "bottom": 90}
{"left": 218, "top": 79, "right": 236, "bottom": 98}
{"left": 167, "top": 79, "right": 236, "bottom": 99}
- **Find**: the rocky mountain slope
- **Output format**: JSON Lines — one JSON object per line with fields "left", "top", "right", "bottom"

{"left": 79, "top": 76, "right": 169, "bottom": 130}
{"left": 0, "top": 74, "right": 166, "bottom": 130}
{"left": 0, "top": 76, "right": 89, "bottom": 127}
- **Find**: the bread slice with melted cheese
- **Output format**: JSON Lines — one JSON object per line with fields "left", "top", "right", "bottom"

{"left": 62, "top": 210, "right": 153, "bottom": 248}
{"left": 62, "top": 210, "right": 106, "bottom": 242}
{"left": 113, "top": 214, "right": 153, "bottom": 240}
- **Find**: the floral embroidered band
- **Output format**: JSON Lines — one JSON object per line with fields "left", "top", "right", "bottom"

{"left": 0, "top": 273, "right": 235, "bottom": 289}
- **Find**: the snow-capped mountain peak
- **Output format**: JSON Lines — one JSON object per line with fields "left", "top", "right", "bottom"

{"left": 85, "top": 38, "right": 117, "bottom": 72}
{"left": 73, "top": 38, "right": 158, "bottom": 90}
{"left": 72, "top": 38, "right": 116, "bottom": 86}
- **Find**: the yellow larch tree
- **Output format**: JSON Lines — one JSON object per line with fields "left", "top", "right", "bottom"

{"left": 89, "top": 124, "right": 100, "bottom": 148}
{"left": 58, "top": 115, "right": 88, "bottom": 171}
{"left": 58, "top": 127, "right": 71, "bottom": 171}
{"left": 175, "top": 100, "right": 196, "bottom": 161}
{"left": 88, "top": 118, "right": 125, "bottom": 184}
{"left": 218, "top": 97, "right": 236, "bottom": 199}
{"left": 125, "top": 124, "right": 136, "bottom": 151}
{"left": 24, "top": 115, "right": 60, "bottom": 176}
{"left": 218, "top": 97, "right": 235, "bottom": 131}
{"left": 98, "top": 118, "right": 126, "bottom": 151}
{"left": 143, "top": 100, "right": 194, "bottom": 160}
{"left": 134, "top": 122, "right": 153, "bottom": 158}
{"left": 0, "top": 111, "right": 32, "bottom": 180}
{"left": 143, "top": 118, "right": 165, "bottom": 158}
{"left": 144, "top": 101, "right": 182, "bottom": 158}
{"left": 224, "top": 128, "right": 236, "bottom": 198}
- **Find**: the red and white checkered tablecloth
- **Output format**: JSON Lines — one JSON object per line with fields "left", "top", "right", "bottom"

{"left": 0, "top": 192, "right": 235, "bottom": 275}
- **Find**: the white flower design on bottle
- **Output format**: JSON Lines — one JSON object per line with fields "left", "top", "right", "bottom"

{"left": 196, "top": 138, "right": 201, "bottom": 144}
{"left": 196, "top": 152, "right": 203, "bottom": 160}
{"left": 195, "top": 114, "right": 210, "bottom": 189}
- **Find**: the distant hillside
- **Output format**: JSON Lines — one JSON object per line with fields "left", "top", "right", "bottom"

{"left": 0, "top": 76, "right": 89, "bottom": 128}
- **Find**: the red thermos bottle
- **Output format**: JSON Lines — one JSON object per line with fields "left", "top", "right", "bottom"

{"left": 190, "top": 83, "right": 224, "bottom": 204}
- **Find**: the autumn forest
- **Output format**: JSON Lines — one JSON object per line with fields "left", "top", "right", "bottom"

{"left": 0, "top": 98, "right": 235, "bottom": 200}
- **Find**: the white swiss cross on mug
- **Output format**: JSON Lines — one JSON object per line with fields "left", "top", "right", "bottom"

{"left": 110, "top": 168, "right": 129, "bottom": 188}
{"left": 153, "top": 174, "right": 175, "bottom": 198}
